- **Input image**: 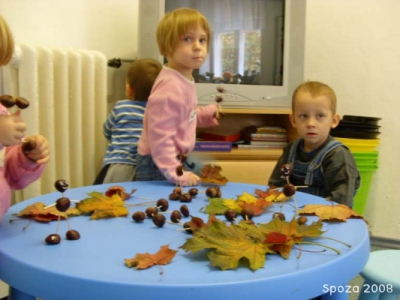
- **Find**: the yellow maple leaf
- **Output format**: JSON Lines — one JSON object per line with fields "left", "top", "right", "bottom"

{"left": 237, "top": 192, "right": 258, "bottom": 204}
{"left": 298, "top": 204, "right": 366, "bottom": 222}
{"left": 222, "top": 192, "right": 273, "bottom": 216}
{"left": 255, "top": 188, "right": 291, "bottom": 203}
{"left": 221, "top": 198, "right": 240, "bottom": 211}
{"left": 76, "top": 192, "right": 129, "bottom": 219}
{"left": 180, "top": 221, "right": 273, "bottom": 271}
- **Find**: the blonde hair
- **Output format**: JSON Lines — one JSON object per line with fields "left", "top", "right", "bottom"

{"left": 0, "top": 14, "right": 15, "bottom": 66}
{"left": 126, "top": 58, "right": 162, "bottom": 101}
{"left": 156, "top": 8, "right": 211, "bottom": 56}
{"left": 292, "top": 81, "right": 337, "bottom": 114}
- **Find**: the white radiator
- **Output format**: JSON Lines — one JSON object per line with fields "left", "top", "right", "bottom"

{"left": 1, "top": 43, "right": 108, "bottom": 203}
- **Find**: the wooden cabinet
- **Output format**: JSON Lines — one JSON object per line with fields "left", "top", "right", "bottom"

{"left": 193, "top": 108, "right": 297, "bottom": 185}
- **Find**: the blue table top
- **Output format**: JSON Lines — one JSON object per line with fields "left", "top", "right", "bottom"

{"left": 0, "top": 181, "right": 370, "bottom": 300}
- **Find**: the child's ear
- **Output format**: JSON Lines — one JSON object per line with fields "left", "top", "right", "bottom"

{"left": 289, "top": 114, "right": 296, "bottom": 128}
{"left": 331, "top": 114, "right": 340, "bottom": 129}
{"left": 126, "top": 84, "right": 135, "bottom": 99}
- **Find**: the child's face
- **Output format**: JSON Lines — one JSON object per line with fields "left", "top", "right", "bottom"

{"left": 290, "top": 92, "right": 340, "bottom": 152}
{"left": 166, "top": 25, "right": 208, "bottom": 79}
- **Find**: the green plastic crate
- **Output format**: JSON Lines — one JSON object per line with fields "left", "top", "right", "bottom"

{"left": 353, "top": 166, "right": 378, "bottom": 215}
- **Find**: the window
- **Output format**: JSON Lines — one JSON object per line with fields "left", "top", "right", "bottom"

{"left": 211, "top": 30, "right": 261, "bottom": 84}
{"left": 166, "top": 0, "right": 285, "bottom": 86}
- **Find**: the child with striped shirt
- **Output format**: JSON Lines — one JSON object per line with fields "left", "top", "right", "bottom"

{"left": 94, "top": 58, "right": 162, "bottom": 184}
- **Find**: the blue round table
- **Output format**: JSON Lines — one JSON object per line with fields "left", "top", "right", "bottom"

{"left": 0, "top": 181, "right": 370, "bottom": 300}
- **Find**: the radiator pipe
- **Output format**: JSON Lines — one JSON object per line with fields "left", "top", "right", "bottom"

{"left": 107, "top": 58, "right": 135, "bottom": 68}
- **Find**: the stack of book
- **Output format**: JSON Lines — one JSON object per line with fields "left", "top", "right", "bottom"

{"left": 193, "top": 130, "right": 241, "bottom": 152}
{"left": 239, "top": 126, "right": 288, "bottom": 149}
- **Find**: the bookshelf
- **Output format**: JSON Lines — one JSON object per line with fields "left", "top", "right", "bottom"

{"left": 193, "top": 108, "right": 297, "bottom": 185}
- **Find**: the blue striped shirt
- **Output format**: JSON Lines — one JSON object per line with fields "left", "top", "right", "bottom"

{"left": 102, "top": 100, "right": 146, "bottom": 166}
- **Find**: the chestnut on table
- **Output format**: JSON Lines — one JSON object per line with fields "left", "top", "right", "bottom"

{"left": 0, "top": 181, "right": 370, "bottom": 300}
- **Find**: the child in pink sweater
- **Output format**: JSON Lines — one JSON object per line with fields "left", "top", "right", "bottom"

{"left": 136, "top": 8, "right": 219, "bottom": 187}
{"left": 0, "top": 14, "right": 50, "bottom": 221}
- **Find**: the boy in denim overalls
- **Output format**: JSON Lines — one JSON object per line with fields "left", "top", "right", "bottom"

{"left": 268, "top": 81, "right": 360, "bottom": 207}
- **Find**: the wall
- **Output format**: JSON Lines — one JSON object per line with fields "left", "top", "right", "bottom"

{"left": 0, "top": 0, "right": 140, "bottom": 106}
{"left": 0, "top": 1, "right": 399, "bottom": 295}
{"left": 304, "top": 0, "right": 400, "bottom": 240}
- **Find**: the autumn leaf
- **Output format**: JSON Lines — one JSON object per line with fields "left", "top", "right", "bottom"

{"left": 124, "top": 245, "right": 178, "bottom": 272}
{"left": 202, "top": 192, "right": 273, "bottom": 217}
{"left": 14, "top": 202, "right": 81, "bottom": 222}
{"left": 258, "top": 217, "right": 324, "bottom": 258}
{"left": 254, "top": 188, "right": 291, "bottom": 203}
{"left": 205, "top": 214, "right": 222, "bottom": 226}
{"left": 298, "top": 204, "right": 366, "bottom": 222}
{"left": 237, "top": 192, "right": 274, "bottom": 215}
{"left": 254, "top": 188, "right": 278, "bottom": 199}
{"left": 180, "top": 220, "right": 274, "bottom": 271}
{"left": 200, "top": 164, "right": 228, "bottom": 185}
{"left": 184, "top": 216, "right": 206, "bottom": 233}
{"left": 105, "top": 186, "right": 136, "bottom": 200}
{"left": 223, "top": 192, "right": 273, "bottom": 216}
{"left": 76, "top": 192, "right": 129, "bottom": 219}
{"left": 202, "top": 197, "right": 233, "bottom": 215}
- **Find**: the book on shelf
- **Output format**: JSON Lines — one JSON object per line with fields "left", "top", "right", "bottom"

{"left": 250, "top": 140, "right": 287, "bottom": 146}
{"left": 200, "top": 131, "right": 241, "bottom": 142}
{"left": 237, "top": 143, "right": 286, "bottom": 149}
{"left": 250, "top": 132, "right": 287, "bottom": 139}
{"left": 193, "top": 141, "right": 232, "bottom": 152}
{"left": 256, "top": 126, "right": 287, "bottom": 133}
{"left": 241, "top": 125, "right": 287, "bottom": 142}
{"left": 243, "top": 135, "right": 287, "bottom": 143}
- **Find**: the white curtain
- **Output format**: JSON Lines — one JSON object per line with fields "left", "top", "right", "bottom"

{"left": 166, "top": 0, "right": 267, "bottom": 31}
{"left": 194, "top": 0, "right": 267, "bottom": 31}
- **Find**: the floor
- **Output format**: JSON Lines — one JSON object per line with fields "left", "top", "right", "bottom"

{"left": 348, "top": 245, "right": 387, "bottom": 300}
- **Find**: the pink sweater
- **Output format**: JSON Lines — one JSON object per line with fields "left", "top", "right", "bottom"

{"left": 0, "top": 105, "right": 45, "bottom": 221}
{"left": 137, "top": 67, "right": 218, "bottom": 185}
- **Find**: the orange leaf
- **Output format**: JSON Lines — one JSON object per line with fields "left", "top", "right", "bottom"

{"left": 240, "top": 199, "right": 273, "bottom": 216}
{"left": 264, "top": 232, "right": 291, "bottom": 244}
{"left": 14, "top": 202, "right": 81, "bottom": 222}
{"left": 254, "top": 188, "right": 291, "bottom": 203}
{"left": 205, "top": 214, "right": 221, "bottom": 226}
{"left": 254, "top": 188, "right": 279, "bottom": 199}
{"left": 105, "top": 186, "right": 136, "bottom": 200}
{"left": 298, "top": 204, "right": 366, "bottom": 222}
{"left": 200, "top": 164, "right": 228, "bottom": 185}
{"left": 124, "top": 245, "right": 178, "bottom": 271}
{"left": 185, "top": 216, "right": 206, "bottom": 233}
{"left": 259, "top": 217, "right": 324, "bottom": 258}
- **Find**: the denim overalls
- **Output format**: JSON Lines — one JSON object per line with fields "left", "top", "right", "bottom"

{"left": 288, "top": 139, "right": 344, "bottom": 197}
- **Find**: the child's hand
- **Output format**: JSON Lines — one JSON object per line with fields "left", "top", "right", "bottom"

{"left": 183, "top": 172, "right": 200, "bottom": 187}
{"left": 23, "top": 135, "right": 50, "bottom": 165}
{"left": 0, "top": 111, "right": 27, "bottom": 146}
{"left": 214, "top": 104, "right": 222, "bottom": 119}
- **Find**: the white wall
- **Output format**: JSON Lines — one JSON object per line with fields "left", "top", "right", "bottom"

{"left": 304, "top": 0, "right": 400, "bottom": 240}
{"left": 1, "top": 0, "right": 140, "bottom": 106}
